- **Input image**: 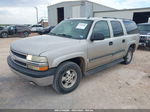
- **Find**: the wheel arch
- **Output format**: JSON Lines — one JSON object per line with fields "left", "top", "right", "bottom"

{"left": 129, "top": 43, "right": 136, "bottom": 52}
{"left": 52, "top": 56, "right": 87, "bottom": 76}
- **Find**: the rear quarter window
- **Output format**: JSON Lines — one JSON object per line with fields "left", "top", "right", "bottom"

{"left": 123, "top": 20, "right": 138, "bottom": 34}
{"left": 111, "top": 21, "right": 124, "bottom": 37}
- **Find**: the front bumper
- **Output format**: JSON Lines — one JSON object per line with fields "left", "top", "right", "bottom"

{"left": 139, "top": 35, "right": 150, "bottom": 47}
{"left": 139, "top": 41, "right": 150, "bottom": 47}
{"left": 7, "top": 56, "right": 56, "bottom": 86}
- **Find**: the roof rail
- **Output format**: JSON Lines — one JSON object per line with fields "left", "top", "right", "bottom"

{"left": 102, "top": 17, "right": 132, "bottom": 20}
{"left": 102, "top": 17, "right": 120, "bottom": 19}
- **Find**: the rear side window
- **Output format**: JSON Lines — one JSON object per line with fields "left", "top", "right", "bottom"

{"left": 93, "top": 21, "right": 110, "bottom": 38}
{"left": 123, "top": 20, "right": 138, "bottom": 34}
{"left": 111, "top": 21, "right": 124, "bottom": 37}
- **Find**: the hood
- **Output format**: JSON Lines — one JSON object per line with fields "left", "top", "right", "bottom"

{"left": 139, "top": 30, "right": 150, "bottom": 35}
{"left": 11, "top": 35, "right": 81, "bottom": 56}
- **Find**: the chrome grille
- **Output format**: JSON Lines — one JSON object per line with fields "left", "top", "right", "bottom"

{"left": 13, "top": 60, "right": 27, "bottom": 67}
{"left": 140, "top": 36, "right": 147, "bottom": 43}
{"left": 11, "top": 50, "right": 26, "bottom": 59}
{"left": 10, "top": 50, "right": 27, "bottom": 68}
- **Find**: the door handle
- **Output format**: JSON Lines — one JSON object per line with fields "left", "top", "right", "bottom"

{"left": 109, "top": 41, "right": 113, "bottom": 46}
{"left": 122, "top": 39, "right": 125, "bottom": 43}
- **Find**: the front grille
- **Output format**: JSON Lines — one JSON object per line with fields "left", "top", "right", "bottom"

{"left": 11, "top": 50, "right": 26, "bottom": 59}
{"left": 13, "top": 60, "right": 27, "bottom": 67}
{"left": 140, "top": 36, "right": 147, "bottom": 43}
{"left": 11, "top": 50, "right": 27, "bottom": 68}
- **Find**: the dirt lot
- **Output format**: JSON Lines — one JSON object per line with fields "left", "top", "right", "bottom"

{"left": 0, "top": 34, "right": 150, "bottom": 109}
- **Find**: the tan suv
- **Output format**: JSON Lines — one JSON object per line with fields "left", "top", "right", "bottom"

{"left": 7, "top": 18, "right": 139, "bottom": 94}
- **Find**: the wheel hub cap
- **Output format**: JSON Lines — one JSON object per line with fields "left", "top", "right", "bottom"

{"left": 61, "top": 69, "right": 77, "bottom": 89}
{"left": 127, "top": 51, "right": 132, "bottom": 62}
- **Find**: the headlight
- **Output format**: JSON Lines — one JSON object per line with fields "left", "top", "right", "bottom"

{"left": 26, "top": 55, "right": 48, "bottom": 71}
{"left": 26, "top": 55, "right": 47, "bottom": 63}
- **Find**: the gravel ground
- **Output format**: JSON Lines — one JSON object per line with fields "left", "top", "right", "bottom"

{"left": 0, "top": 34, "right": 150, "bottom": 109}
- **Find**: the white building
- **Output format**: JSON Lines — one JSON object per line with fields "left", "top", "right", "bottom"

{"left": 94, "top": 7, "right": 150, "bottom": 24}
{"left": 47, "top": 0, "right": 115, "bottom": 26}
{"left": 47, "top": 0, "right": 150, "bottom": 26}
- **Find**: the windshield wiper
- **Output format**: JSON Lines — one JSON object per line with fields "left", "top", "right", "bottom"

{"left": 49, "top": 32, "right": 57, "bottom": 36}
{"left": 56, "top": 33, "right": 72, "bottom": 38}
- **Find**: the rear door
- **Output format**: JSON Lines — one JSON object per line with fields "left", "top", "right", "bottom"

{"left": 110, "top": 20, "right": 127, "bottom": 61}
{"left": 8, "top": 26, "right": 16, "bottom": 35}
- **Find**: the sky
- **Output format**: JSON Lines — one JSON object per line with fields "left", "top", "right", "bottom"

{"left": 0, "top": 0, "right": 150, "bottom": 24}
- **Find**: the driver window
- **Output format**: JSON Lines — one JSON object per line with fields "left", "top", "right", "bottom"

{"left": 93, "top": 21, "right": 110, "bottom": 39}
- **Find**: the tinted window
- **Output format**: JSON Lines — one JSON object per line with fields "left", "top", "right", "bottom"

{"left": 138, "top": 25, "right": 150, "bottom": 31}
{"left": 92, "top": 21, "right": 110, "bottom": 38}
{"left": 111, "top": 21, "right": 124, "bottom": 37}
{"left": 16, "top": 26, "right": 27, "bottom": 29}
{"left": 123, "top": 20, "right": 138, "bottom": 34}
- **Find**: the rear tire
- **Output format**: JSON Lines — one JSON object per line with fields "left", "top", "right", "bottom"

{"left": 53, "top": 61, "right": 82, "bottom": 94}
{"left": 122, "top": 47, "right": 134, "bottom": 64}
{"left": 1, "top": 32, "right": 8, "bottom": 38}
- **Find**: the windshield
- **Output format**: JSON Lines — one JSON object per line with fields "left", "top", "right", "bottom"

{"left": 138, "top": 25, "right": 150, "bottom": 31}
{"left": 49, "top": 19, "right": 93, "bottom": 39}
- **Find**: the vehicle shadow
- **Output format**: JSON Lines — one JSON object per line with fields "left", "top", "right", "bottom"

{"left": 138, "top": 46, "right": 150, "bottom": 51}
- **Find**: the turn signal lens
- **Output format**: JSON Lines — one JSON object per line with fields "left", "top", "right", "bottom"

{"left": 38, "top": 66, "right": 49, "bottom": 71}
{"left": 28, "top": 65, "right": 49, "bottom": 71}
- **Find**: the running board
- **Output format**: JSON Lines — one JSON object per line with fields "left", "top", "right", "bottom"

{"left": 86, "top": 58, "right": 124, "bottom": 76}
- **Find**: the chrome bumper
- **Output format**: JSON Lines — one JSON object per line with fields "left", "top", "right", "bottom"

{"left": 7, "top": 56, "right": 56, "bottom": 86}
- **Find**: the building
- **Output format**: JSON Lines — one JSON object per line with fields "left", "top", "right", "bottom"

{"left": 94, "top": 7, "right": 150, "bottom": 24}
{"left": 48, "top": 0, "right": 150, "bottom": 26}
{"left": 38, "top": 17, "right": 48, "bottom": 27}
{"left": 47, "top": 0, "right": 115, "bottom": 26}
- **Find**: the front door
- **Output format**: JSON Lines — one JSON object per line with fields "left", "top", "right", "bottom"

{"left": 87, "top": 20, "right": 114, "bottom": 70}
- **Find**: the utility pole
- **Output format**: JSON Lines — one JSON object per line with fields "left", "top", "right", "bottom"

{"left": 34, "top": 7, "right": 38, "bottom": 24}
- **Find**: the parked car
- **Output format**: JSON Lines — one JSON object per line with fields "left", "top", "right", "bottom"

{"left": 7, "top": 18, "right": 139, "bottom": 94}
{"left": 31, "top": 24, "right": 43, "bottom": 32}
{"left": 138, "top": 23, "right": 150, "bottom": 49}
{"left": 0, "top": 25, "right": 31, "bottom": 38}
{"left": 38, "top": 26, "right": 55, "bottom": 35}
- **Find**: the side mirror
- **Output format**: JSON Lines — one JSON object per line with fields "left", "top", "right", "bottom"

{"left": 91, "top": 32, "right": 105, "bottom": 41}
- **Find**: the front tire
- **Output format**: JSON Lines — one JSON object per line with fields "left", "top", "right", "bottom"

{"left": 122, "top": 47, "right": 134, "bottom": 64}
{"left": 53, "top": 62, "right": 82, "bottom": 94}
{"left": 1, "top": 32, "right": 8, "bottom": 38}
